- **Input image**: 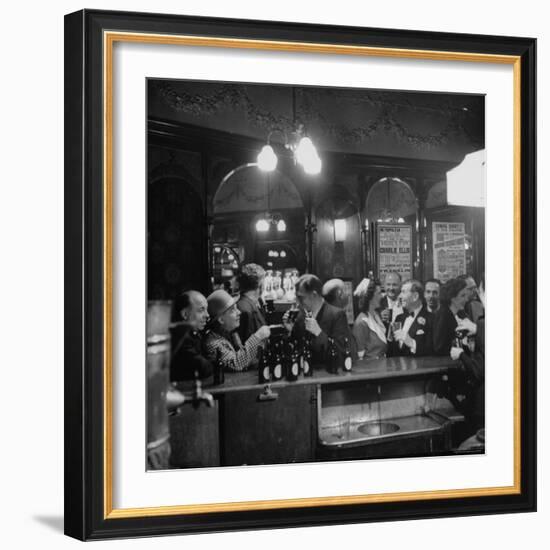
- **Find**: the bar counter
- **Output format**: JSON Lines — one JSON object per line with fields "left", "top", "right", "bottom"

{"left": 175, "top": 355, "right": 459, "bottom": 395}
{"left": 170, "top": 356, "right": 464, "bottom": 469}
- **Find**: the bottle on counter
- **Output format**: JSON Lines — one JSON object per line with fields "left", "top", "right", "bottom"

{"left": 302, "top": 335, "right": 313, "bottom": 377}
{"left": 257, "top": 345, "right": 271, "bottom": 384}
{"left": 327, "top": 337, "right": 339, "bottom": 374}
{"left": 213, "top": 347, "right": 225, "bottom": 385}
{"left": 271, "top": 339, "right": 284, "bottom": 381}
{"left": 286, "top": 340, "right": 300, "bottom": 381}
{"left": 342, "top": 337, "right": 353, "bottom": 373}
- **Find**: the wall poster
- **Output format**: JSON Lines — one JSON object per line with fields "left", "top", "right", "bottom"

{"left": 376, "top": 223, "right": 413, "bottom": 281}
{"left": 432, "top": 221, "right": 467, "bottom": 282}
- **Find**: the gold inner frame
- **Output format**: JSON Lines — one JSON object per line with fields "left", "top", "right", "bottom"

{"left": 103, "top": 31, "right": 522, "bottom": 519}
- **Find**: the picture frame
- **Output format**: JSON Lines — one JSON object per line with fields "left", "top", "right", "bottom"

{"left": 64, "top": 9, "right": 536, "bottom": 540}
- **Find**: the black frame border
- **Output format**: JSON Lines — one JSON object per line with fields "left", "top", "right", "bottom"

{"left": 64, "top": 9, "right": 536, "bottom": 541}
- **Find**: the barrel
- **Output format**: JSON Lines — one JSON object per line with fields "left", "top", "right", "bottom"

{"left": 146, "top": 300, "right": 172, "bottom": 469}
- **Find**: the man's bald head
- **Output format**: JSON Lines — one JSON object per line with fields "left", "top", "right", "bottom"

{"left": 384, "top": 272, "right": 402, "bottom": 300}
{"left": 179, "top": 290, "right": 209, "bottom": 331}
{"left": 322, "top": 278, "right": 348, "bottom": 309}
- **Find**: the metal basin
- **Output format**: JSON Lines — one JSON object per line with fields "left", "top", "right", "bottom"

{"left": 357, "top": 421, "right": 400, "bottom": 437}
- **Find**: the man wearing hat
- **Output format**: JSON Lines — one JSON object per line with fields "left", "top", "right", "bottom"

{"left": 204, "top": 289, "right": 271, "bottom": 372}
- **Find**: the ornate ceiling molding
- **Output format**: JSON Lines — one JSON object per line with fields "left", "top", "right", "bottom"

{"left": 154, "top": 82, "right": 483, "bottom": 151}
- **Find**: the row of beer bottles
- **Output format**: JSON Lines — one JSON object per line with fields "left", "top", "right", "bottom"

{"left": 257, "top": 336, "right": 312, "bottom": 383}
{"left": 259, "top": 335, "right": 353, "bottom": 383}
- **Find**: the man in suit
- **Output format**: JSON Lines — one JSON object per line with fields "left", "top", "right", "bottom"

{"left": 424, "top": 278, "right": 441, "bottom": 314}
{"left": 284, "top": 274, "right": 352, "bottom": 367}
{"left": 458, "top": 274, "right": 484, "bottom": 324}
{"left": 379, "top": 272, "right": 404, "bottom": 328}
{"left": 236, "top": 263, "right": 267, "bottom": 342}
{"left": 170, "top": 290, "right": 213, "bottom": 382}
{"left": 389, "top": 279, "right": 434, "bottom": 356}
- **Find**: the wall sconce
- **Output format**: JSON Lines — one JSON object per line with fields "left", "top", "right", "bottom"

{"left": 334, "top": 218, "right": 347, "bottom": 242}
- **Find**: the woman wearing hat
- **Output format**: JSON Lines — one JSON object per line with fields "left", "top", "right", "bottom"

{"left": 204, "top": 289, "right": 271, "bottom": 372}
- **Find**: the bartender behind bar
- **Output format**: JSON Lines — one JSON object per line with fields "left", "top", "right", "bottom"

{"left": 284, "top": 274, "right": 352, "bottom": 367}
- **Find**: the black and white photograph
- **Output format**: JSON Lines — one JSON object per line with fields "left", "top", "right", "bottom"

{"left": 146, "top": 79, "right": 486, "bottom": 470}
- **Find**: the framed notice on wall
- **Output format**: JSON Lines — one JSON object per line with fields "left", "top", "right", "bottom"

{"left": 432, "top": 221, "right": 467, "bottom": 282}
{"left": 376, "top": 223, "right": 413, "bottom": 281}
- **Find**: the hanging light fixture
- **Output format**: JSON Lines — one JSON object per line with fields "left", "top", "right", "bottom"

{"left": 257, "top": 128, "right": 322, "bottom": 175}
{"left": 256, "top": 212, "right": 287, "bottom": 233}
{"left": 257, "top": 88, "right": 321, "bottom": 175}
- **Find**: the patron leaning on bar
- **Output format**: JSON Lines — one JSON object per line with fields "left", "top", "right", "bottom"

{"left": 204, "top": 289, "right": 270, "bottom": 372}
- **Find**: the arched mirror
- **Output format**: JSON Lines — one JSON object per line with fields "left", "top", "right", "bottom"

{"left": 211, "top": 164, "right": 307, "bottom": 284}
{"left": 365, "top": 177, "right": 416, "bottom": 223}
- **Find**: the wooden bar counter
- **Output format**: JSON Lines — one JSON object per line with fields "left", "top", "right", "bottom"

{"left": 170, "top": 356, "right": 462, "bottom": 469}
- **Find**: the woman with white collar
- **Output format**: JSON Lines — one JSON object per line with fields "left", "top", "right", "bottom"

{"left": 352, "top": 279, "right": 388, "bottom": 360}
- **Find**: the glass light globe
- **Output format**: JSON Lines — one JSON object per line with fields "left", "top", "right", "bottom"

{"left": 303, "top": 153, "right": 322, "bottom": 175}
{"left": 276, "top": 219, "right": 287, "bottom": 232}
{"left": 295, "top": 137, "right": 314, "bottom": 166}
{"left": 257, "top": 145, "right": 278, "bottom": 172}
{"left": 256, "top": 218, "right": 269, "bottom": 232}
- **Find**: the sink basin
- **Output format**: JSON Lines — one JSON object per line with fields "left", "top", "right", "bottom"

{"left": 357, "top": 421, "right": 400, "bottom": 437}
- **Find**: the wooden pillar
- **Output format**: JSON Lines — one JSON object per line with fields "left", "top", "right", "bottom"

{"left": 202, "top": 151, "right": 214, "bottom": 295}
{"left": 305, "top": 200, "right": 317, "bottom": 273}
{"left": 416, "top": 184, "right": 428, "bottom": 281}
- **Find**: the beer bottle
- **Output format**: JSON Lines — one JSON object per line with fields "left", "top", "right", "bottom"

{"left": 342, "top": 337, "right": 353, "bottom": 372}
{"left": 258, "top": 345, "right": 271, "bottom": 384}
{"left": 213, "top": 348, "right": 225, "bottom": 385}
{"left": 327, "top": 337, "right": 339, "bottom": 374}
{"left": 302, "top": 335, "right": 313, "bottom": 377}
{"left": 271, "top": 339, "right": 284, "bottom": 381}
{"left": 286, "top": 340, "right": 299, "bottom": 381}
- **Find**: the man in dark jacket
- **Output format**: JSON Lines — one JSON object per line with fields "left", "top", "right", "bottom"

{"left": 236, "top": 263, "right": 267, "bottom": 342}
{"left": 170, "top": 290, "right": 213, "bottom": 382}
{"left": 284, "top": 274, "right": 352, "bottom": 367}
{"left": 389, "top": 279, "right": 434, "bottom": 356}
